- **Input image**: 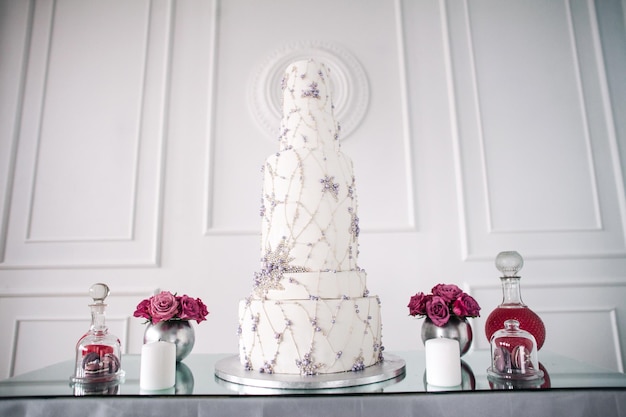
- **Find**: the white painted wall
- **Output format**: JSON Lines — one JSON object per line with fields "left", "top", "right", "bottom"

{"left": 0, "top": 0, "right": 625, "bottom": 378}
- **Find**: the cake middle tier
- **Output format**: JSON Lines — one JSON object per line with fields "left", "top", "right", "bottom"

{"left": 238, "top": 296, "right": 383, "bottom": 374}
{"left": 255, "top": 270, "right": 368, "bottom": 300}
{"left": 260, "top": 147, "right": 360, "bottom": 272}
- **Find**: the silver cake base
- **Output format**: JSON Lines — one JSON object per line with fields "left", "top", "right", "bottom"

{"left": 214, "top": 354, "right": 406, "bottom": 392}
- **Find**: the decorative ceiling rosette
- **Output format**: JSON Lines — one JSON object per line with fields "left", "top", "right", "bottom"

{"left": 248, "top": 40, "right": 370, "bottom": 142}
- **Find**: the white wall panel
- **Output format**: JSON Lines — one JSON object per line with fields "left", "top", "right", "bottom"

{"left": 0, "top": 0, "right": 625, "bottom": 379}
{"left": 470, "top": 281, "right": 626, "bottom": 371}
{"left": 0, "top": 287, "right": 150, "bottom": 378}
{"left": 540, "top": 308, "right": 623, "bottom": 372}
{"left": 11, "top": 317, "right": 127, "bottom": 377}
{"left": 204, "top": 0, "right": 416, "bottom": 234}
{"left": 445, "top": 0, "right": 626, "bottom": 260}
{"left": 0, "top": 0, "right": 173, "bottom": 267}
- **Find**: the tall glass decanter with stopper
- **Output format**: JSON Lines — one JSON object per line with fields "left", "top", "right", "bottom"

{"left": 71, "top": 283, "right": 123, "bottom": 384}
{"left": 484, "top": 251, "right": 546, "bottom": 350}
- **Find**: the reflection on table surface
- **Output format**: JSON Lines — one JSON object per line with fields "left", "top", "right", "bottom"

{"left": 1, "top": 350, "right": 625, "bottom": 397}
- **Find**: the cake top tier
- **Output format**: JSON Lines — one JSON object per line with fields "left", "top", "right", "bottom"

{"left": 279, "top": 59, "right": 340, "bottom": 151}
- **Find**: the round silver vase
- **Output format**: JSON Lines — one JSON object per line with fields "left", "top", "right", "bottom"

{"left": 144, "top": 321, "right": 195, "bottom": 362}
{"left": 421, "top": 316, "right": 473, "bottom": 356}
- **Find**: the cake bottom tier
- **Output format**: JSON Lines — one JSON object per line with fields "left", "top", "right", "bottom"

{"left": 238, "top": 296, "right": 383, "bottom": 375}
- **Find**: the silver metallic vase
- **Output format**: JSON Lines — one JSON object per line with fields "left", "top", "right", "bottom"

{"left": 421, "top": 316, "right": 473, "bottom": 356}
{"left": 144, "top": 320, "right": 195, "bottom": 362}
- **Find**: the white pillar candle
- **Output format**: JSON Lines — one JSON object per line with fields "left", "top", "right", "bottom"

{"left": 140, "top": 341, "right": 176, "bottom": 391}
{"left": 425, "top": 338, "right": 462, "bottom": 387}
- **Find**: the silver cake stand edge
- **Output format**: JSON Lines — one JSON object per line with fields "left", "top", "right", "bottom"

{"left": 214, "top": 353, "right": 406, "bottom": 391}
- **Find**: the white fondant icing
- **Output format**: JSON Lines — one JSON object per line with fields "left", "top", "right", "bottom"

{"left": 263, "top": 270, "right": 367, "bottom": 300}
{"left": 247, "top": 40, "right": 369, "bottom": 141}
{"left": 238, "top": 296, "right": 382, "bottom": 374}
{"left": 239, "top": 59, "right": 383, "bottom": 375}
{"left": 260, "top": 147, "right": 358, "bottom": 272}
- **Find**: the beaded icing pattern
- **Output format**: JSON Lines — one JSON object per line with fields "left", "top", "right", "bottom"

{"left": 253, "top": 241, "right": 309, "bottom": 297}
{"left": 239, "top": 59, "right": 383, "bottom": 375}
{"left": 239, "top": 295, "right": 383, "bottom": 375}
{"left": 259, "top": 60, "right": 359, "bottom": 275}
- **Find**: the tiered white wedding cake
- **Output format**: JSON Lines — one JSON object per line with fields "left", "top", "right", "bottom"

{"left": 238, "top": 59, "right": 383, "bottom": 375}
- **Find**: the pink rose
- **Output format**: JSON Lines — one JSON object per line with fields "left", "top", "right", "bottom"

{"left": 407, "top": 292, "right": 429, "bottom": 316}
{"left": 133, "top": 299, "right": 151, "bottom": 321}
{"left": 179, "top": 295, "right": 209, "bottom": 323}
{"left": 452, "top": 293, "right": 481, "bottom": 318}
{"left": 149, "top": 291, "right": 180, "bottom": 323}
{"left": 426, "top": 295, "right": 450, "bottom": 326}
{"left": 431, "top": 284, "right": 463, "bottom": 303}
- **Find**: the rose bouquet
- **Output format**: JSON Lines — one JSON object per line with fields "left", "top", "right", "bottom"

{"left": 133, "top": 290, "right": 209, "bottom": 324}
{"left": 408, "top": 284, "right": 480, "bottom": 327}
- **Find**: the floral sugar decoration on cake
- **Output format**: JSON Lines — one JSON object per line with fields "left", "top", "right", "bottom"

{"left": 301, "top": 81, "right": 320, "bottom": 99}
{"left": 320, "top": 175, "right": 340, "bottom": 200}
{"left": 253, "top": 241, "right": 309, "bottom": 296}
{"left": 296, "top": 352, "right": 323, "bottom": 376}
{"left": 134, "top": 290, "right": 209, "bottom": 325}
{"left": 407, "top": 284, "right": 480, "bottom": 327}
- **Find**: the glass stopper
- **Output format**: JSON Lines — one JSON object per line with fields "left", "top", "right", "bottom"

{"left": 495, "top": 251, "right": 524, "bottom": 277}
{"left": 504, "top": 319, "right": 520, "bottom": 330}
{"left": 89, "top": 283, "right": 110, "bottom": 304}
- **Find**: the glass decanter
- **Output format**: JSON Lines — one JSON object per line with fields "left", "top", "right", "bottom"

{"left": 484, "top": 251, "right": 546, "bottom": 350}
{"left": 71, "top": 283, "right": 123, "bottom": 384}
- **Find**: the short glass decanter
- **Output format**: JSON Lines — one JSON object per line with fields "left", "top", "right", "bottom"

{"left": 71, "top": 283, "right": 123, "bottom": 384}
{"left": 484, "top": 251, "right": 546, "bottom": 350}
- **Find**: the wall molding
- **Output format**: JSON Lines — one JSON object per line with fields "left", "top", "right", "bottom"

{"left": 0, "top": 287, "right": 153, "bottom": 298}
{"left": 9, "top": 316, "right": 131, "bottom": 377}
{"left": 468, "top": 280, "right": 625, "bottom": 372}
{"left": 442, "top": 0, "right": 626, "bottom": 261}
{"left": 204, "top": 0, "right": 418, "bottom": 235}
{"left": 248, "top": 40, "right": 370, "bottom": 143}
{"left": 534, "top": 307, "right": 623, "bottom": 372}
{"left": 0, "top": 0, "right": 173, "bottom": 268}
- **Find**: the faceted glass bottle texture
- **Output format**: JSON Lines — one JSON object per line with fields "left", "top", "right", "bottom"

{"left": 72, "top": 283, "right": 123, "bottom": 383}
{"left": 484, "top": 251, "right": 546, "bottom": 350}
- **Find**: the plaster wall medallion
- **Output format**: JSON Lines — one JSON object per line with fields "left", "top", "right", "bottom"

{"left": 248, "top": 41, "right": 370, "bottom": 142}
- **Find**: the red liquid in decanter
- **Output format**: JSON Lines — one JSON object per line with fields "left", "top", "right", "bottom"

{"left": 486, "top": 251, "right": 547, "bottom": 351}
{"left": 485, "top": 306, "right": 546, "bottom": 350}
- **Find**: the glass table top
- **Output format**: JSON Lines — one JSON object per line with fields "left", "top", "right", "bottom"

{"left": 1, "top": 350, "right": 625, "bottom": 397}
